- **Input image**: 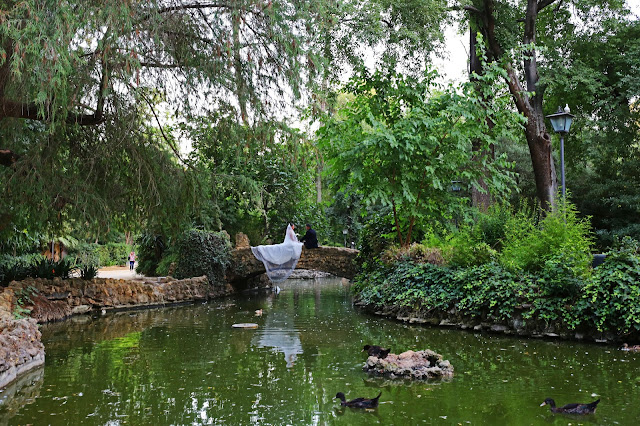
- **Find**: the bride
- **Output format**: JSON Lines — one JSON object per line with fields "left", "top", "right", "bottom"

{"left": 251, "top": 224, "right": 304, "bottom": 282}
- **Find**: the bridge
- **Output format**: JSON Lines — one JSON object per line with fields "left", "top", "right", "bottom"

{"left": 227, "top": 237, "right": 359, "bottom": 285}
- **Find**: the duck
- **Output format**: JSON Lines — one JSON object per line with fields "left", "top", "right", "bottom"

{"left": 621, "top": 343, "right": 640, "bottom": 352}
{"left": 335, "top": 391, "right": 382, "bottom": 409}
{"left": 540, "top": 398, "right": 600, "bottom": 414}
{"left": 363, "top": 345, "right": 391, "bottom": 359}
{"left": 255, "top": 309, "right": 263, "bottom": 316}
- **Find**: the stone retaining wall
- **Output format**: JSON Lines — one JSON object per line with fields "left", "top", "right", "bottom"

{"left": 356, "top": 301, "right": 633, "bottom": 344}
{"left": 0, "top": 276, "right": 234, "bottom": 389}
{"left": 0, "top": 318, "right": 44, "bottom": 390}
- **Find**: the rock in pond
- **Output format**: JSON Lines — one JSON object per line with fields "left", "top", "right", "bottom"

{"left": 363, "top": 349, "right": 454, "bottom": 380}
{"left": 232, "top": 323, "right": 259, "bottom": 329}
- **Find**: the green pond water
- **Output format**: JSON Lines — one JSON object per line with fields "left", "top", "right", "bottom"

{"left": 2, "top": 277, "right": 640, "bottom": 425}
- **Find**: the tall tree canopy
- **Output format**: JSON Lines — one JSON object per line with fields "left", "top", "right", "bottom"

{"left": 2, "top": 0, "right": 638, "bottom": 246}
{"left": 182, "top": 110, "right": 316, "bottom": 241}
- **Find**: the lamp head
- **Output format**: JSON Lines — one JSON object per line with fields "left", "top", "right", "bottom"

{"left": 546, "top": 105, "right": 575, "bottom": 134}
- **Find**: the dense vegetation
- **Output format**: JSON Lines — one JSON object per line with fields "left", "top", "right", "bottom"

{"left": 0, "top": 254, "right": 99, "bottom": 286}
{"left": 353, "top": 205, "right": 640, "bottom": 335}
{"left": 0, "top": 1, "right": 638, "bottom": 330}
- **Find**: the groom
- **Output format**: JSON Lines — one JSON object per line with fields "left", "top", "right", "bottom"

{"left": 299, "top": 223, "right": 319, "bottom": 249}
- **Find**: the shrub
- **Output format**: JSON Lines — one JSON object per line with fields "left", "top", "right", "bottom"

{"left": 156, "top": 250, "right": 179, "bottom": 276}
{"left": 13, "top": 286, "right": 38, "bottom": 319}
{"left": 447, "top": 233, "right": 497, "bottom": 267}
{"left": 475, "top": 202, "right": 512, "bottom": 249}
{"left": 80, "top": 264, "right": 98, "bottom": 280}
{"left": 30, "top": 257, "right": 57, "bottom": 279}
{"left": 29, "top": 256, "right": 78, "bottom": 279}
{"left": 353, "top": 235, "right": 637, "bottom": 335}
{"left": 581, "top": 237, "right": 640, "bottom": 333}
{"left": 0, "top": 254, "right": 37, "bottom": 286}
{"left": 456, "top": 263, "right": 526, "bottom": 320}
{"left": 173, "top": 230, "right": 232, "bottom": 286}
{"left": 420, "top": 229, "right": 496, "bottom": 267}
{"left": 135, "top": 233, "right": 166, "bottom": 276}
{"left": 93, "top": 243, "right": 131, "bottom": 266}
{"left": 500, "top": 200, "right": 593, "bottom": 275}
{"left": 356, "top": 212, "right": 395, "bottom": 273}
{"left": 75, "top": 248, "right": 99, "bottom": 267}
{"left": 52, "top": 257, "right": 77, "bottom": 279}
{"left": 523, "top": 258, "right": 587, "bottom": 328}
{"left": 354, "top": 261, "right": 524, "bottom": 320}
{"left": 69, "top": 247, "right": 98, "bottom": 280}
{"left": 69, "top": 242, "right": 132, "bottom": 267}
{"left": 105, "top": 243, "right": 133, "bottom": 266}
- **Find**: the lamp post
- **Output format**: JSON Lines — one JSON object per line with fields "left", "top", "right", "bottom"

{"left": 546, "top": 104, "right": 575, "bottom": 198}
{"left": 342, "top": 229, "right": 348, "bottom": 247}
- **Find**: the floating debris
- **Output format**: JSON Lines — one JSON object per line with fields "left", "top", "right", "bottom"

{"left": 232, "top": 323, "right": 259, "bottom": 329}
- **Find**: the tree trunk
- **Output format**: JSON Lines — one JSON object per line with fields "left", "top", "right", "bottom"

{"left": 480, "top": 0, "right": 558, "bottom": 210}
{"left": 469, "top": 28, "right": 493, "bottom": 212}
{"left": 316, "top": 157, "right": 322, "bottom": 204}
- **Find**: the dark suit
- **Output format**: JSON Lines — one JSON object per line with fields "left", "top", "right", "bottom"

{"left": 300, "top": 228, "right": 319, "bottom": 248}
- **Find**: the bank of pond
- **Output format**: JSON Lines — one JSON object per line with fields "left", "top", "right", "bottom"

{"left": 352, "top": 246, "right": 640, "bottom": 344}
{"left": 1, "top": 278, "right": 640, "bottom": 424}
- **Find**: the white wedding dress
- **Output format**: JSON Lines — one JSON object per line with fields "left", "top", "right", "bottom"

{"left": 251, "top": 224, "right": 303, "bottom": 282}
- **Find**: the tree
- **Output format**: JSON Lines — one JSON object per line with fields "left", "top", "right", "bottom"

{"left": 0, "top": 108, "right": 198, "bottom": 239}
{"left": 543, "top": 16, "right": 640, "bottom": 247}
{"left": 461, "top": 0, "right": 630, "bottom": 210}
{"left": 318, "top": 67, "right": 519, "bottom": 246}
{"left": 0, "top": 0, "right": 335, "bottom": 236}
{"left": 182, "top": 110, "right": 316, "bottom": 242}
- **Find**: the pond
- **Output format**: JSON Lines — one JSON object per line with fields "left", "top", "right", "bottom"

{"left": 1, "top": 277, "right": 639, "bottom": 424}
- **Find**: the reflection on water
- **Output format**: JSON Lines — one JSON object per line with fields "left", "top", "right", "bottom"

{"left": 1, "top": 277, "right": 640, "bottom": 425}
{"left": 0, "top": 366, "right": 43, "bottom": 424}
{"left": 253, "top": 310, "right": 303, "bottom": 368}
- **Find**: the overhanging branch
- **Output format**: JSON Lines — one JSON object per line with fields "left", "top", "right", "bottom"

{"left": 537, "top": 0, "right": 559, "bottom": 12}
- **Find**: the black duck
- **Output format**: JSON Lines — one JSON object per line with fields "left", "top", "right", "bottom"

{"left": 363, "top": 345, "right": 391, "bottom": 359}
{"left": 540, "top": 398, "right": 600, "bottom": 414}
{"left": 335, "top": 391, "right": 382, "bottom": 409}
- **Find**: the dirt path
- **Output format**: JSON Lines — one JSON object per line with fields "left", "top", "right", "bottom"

{"left": 97, "top": 264, "right": 145, "bottom": 280}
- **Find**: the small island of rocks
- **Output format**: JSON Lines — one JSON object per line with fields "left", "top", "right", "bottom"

{"left": 363, "top": 349, "right": 454, "bottom": 380}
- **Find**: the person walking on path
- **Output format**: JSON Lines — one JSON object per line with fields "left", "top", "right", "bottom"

{"left": 129, "top": 251, "right": 136, "bottom": 270}
{"left": 299, "top": 223, "right": 319, "bottom": 249}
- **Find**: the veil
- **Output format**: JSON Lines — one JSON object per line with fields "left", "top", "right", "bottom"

{"left": 251, "top": 224, "right": 304, "bottom": 282}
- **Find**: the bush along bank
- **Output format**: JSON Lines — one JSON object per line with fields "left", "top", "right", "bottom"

{"left": 353, "top": 239, "right": 640, "bottom": 344}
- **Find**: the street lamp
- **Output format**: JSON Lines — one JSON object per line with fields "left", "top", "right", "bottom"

{"left": 342, "top": 229, "right": 348, "bottom": 247}
{"left": 546, "top": 104, "right": 575, "bottom": 198}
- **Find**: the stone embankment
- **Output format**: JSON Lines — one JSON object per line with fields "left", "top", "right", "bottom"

{"left": 0, "top": 276, "right": 233, "bottom": 388}
{"left": 0, "top": 318, "right": 44, "bottom": 391}
{"left": 356, "top": 301, "right": 632, "bottom": 344}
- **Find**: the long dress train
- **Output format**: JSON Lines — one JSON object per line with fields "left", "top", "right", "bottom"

{"left": 251, "top": 224, "right": 303, "bottom": 282}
